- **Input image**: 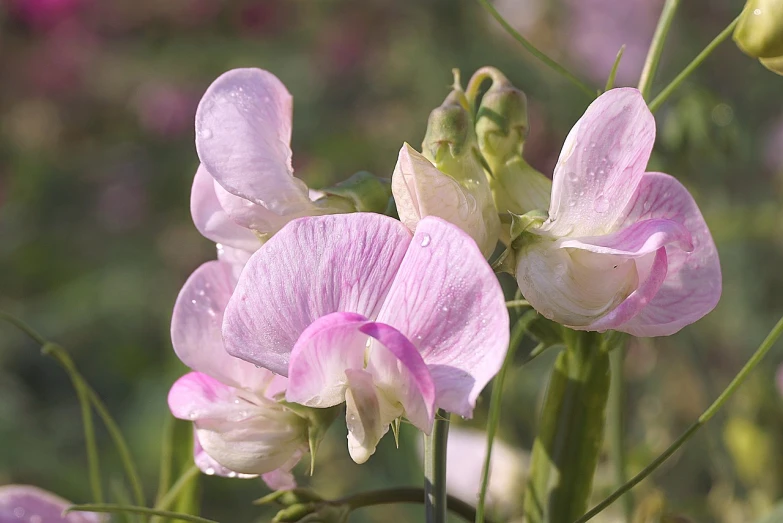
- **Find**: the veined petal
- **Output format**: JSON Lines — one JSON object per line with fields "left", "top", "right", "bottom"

{"left": 191, "top": 164, "right": 260, "bottom": 252}
{"left": 392, "top": 144, "right": 499, "bottom": 257}
{"left": 195, "top": 68, "right": 315, "bottom": 216}
{"left": 344, "top": 368, "right": 398, "bottom": 464}
{"left": 557, "top": 218, "right": 692, "bottom": 256}
{"left": 376, "top": 217, "right": 509, "bottom": 418}
{"left": 285, "top": 312, "right": 370, "bottom": 408}
{"left": 168, "top": 372, "right": 238, "bottom": 421}
{"left": 611, "top": 172, "right": 722, "bottom": 336}
{"left": 0, "top": 485, "right": 104, "bottom": 523}
{"left": 213, "top": 179, "right": 304, "bottom": 235}
{"left": 223, "top": 213, "right": 412, "bottom": 376}
{"left": 172, "top": 261, "right": 275, "bottom": 392}
{"left": 546, "top": 88, "right": 655, "bottom": 237}
{"left": 194, "top": 430, "right": 257, "bottom": 479}
{"left": 362, "top": 322, "right": 436, "bottom": 433}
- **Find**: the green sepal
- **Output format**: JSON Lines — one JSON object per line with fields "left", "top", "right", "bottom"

{"left": 509, "top": 209, "right": 548, "bottom": 243}
{"left": 279, "top": 402, "right": 340, "bottom": 475}
{"left": 319, "top": 172, "right": 392, "bottom": 214}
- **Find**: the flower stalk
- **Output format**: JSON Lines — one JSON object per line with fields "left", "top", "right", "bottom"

{"left": 424, "top": 410, "right": 450, "bottom": 523}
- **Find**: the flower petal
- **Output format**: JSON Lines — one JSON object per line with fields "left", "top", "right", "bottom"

{"left": 223, "top": 213, "right": 412, "bottom": 376}
{"left": 376, "top": 217, "right": 509, "bottom": 418}
{"left": 546, "top": 88, "right": 655, "bottom": 237}
{"left": 392, "top": 143, "right": 499, "bottom": 257}
{"left": 363, "top": 322, "right": 435, "bottom": 434}
{"left": 195, "top": 68, "right": 314, "bottom": 216}
{"left": 609, "top": 172, "right": 722, "bottom": 336}
{"left": 213, "top": 179, "right": 301, "bottom": 235}
{"left": 557, "top": 218, "right": 692, "bottom": 256}
{"left": 285, "top": 312, "right": 370, "bottom": 408}
{"left": 172, "top": 261, "right": 275, "bottom": 392}
{"left": 168, "top": 372, "right": 237, "bottom": 421}
{"left": 191, "top": 164, "right": 260, "bottom": 251}
{"left": 0, "top": 485, "right": 104, "bottom": 523}
{"left": 193, "top": 430, "right": 257, "bottom": 479}
{"left": 344, "top": 368, "right": 395, "bottom": 464}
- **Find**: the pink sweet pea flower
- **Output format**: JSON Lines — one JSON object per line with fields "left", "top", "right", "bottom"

{"left": 191, "top": 68, "right": 348, "bottom": 256}
{"left": 222, "top": 213, "right": 509, "bottom": 463}
{"left": 168, "top": 260, "right": 309, "bottom": 486}
{"left": 0, "top": 485, "right": 103, "bottom": 523}
{"left": 515, "top": 88, "right": 721, "bottom": 336}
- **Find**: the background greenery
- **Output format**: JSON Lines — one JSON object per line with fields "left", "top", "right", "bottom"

{"left": 2, "top": 0, "right": 783, "bottom": 521}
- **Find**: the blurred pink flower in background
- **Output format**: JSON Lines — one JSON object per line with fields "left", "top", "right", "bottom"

{"left": 6, "top": 0, "right": 84, "bottom": 31}
{"left": 133, "top": 82, "right": 198, "bottom": 138}
{"left": 562, "top": 0, "right": 663, "bottom": 85}
{"left": 0, "top": 485, "right": 103, "bottom": 523}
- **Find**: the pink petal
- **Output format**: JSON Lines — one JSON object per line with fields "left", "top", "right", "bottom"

{"left": 191, "top": 164, "right": 260, "bottom": 251}
{"left": 546, "top": 88, "right": 655, "bottom": 237}
{"left": 610, "top": 172, "right": 722, "bottom": 336}
{"left": 172, "top": 261, "right": 276, "bottom": 392}
{"left": 285, "top": 312, "right": 370, "bottom": 408}
{"left": 0, "top": 485, "right": 104, "bottom": 523}
{"left": 195, "top": 68, "right": 314, "bottom": 216}
{"left": 168, "top": 372, "right": 236, "bottom": 421}
{"left": 223, "top": 213, "right": 412, "bottom": 376}
{"left": 363, "top": 322, "right": 436, "bottom": 433}
{"left": 193, "top": 430, "right": 257, "bottom": 479}
{"left": 376, "top": 217, "right": 509, "bottom": 418}
{"left": 557, "top": 218, "right": 692, "bottom": 256}
{"left": 260, "top": 451, "right": 302, "bottom": 490}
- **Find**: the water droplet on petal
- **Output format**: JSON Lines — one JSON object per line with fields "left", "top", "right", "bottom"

{"left": 189, "top": 411, "right": 198, "bottom": 419}
{"left": 198, "top": 128, "right": 213, "bottom": 140}
{"left": 13, "top": 508, "right": 24, "bottom": 518}
{"left": 420, "top": 234, "right": 431, "bottom": 247}
{"left": 754, "top": 8, "right": 762, "bottom": 15}
{"left": 191, "top": 299, "right": 197, "bottom": 305}
{"left": 227, "top": 471, "right": 237, "bottom": 478}
{"left": 595, "top": 193, "right": 610, "bottom": 213}
{"left": 205, "top": 467, "right": 216, "bottom": 475}
{"left": 643, "top": 200, "right": 652, "bottom": 211}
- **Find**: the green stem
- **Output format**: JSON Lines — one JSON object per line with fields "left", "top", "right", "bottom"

{"left": 476, "top": 315, "right": 533, "bottom": 523}
{"left": 424, "top": 410, "right": 450, "bottom": 523}
{"left": 608, "top": 342, "right": 632, "bottom": 522}
{"left": 475, "top": 0, "right": 595, "bottom": 97}
{"left": 0, "top": 313, "right": 146, "bottom": 508}
{"left": 155, "top": 415, "right": 176, "bottom": 507}
{"left": 649, "top": 15, "right": 741, "bottom": 112}
{"left": 604, "top": 46, "right": 626, "bottom": 92}
{"left": 505, "top": 300, "right": 531, "bottom": 309}
{"left": 150, "top": 465, "right": 200, "bottom": 523}
{"left": 575, "top": 314, "right": 783, "bottom": 523}
{"left": 638, "top": 0, "right": 680, "bottom": 99}
{"left": 67, "top": 505, "right": 216, "bottom": 523}
{"left": 335, "top": 487, "right": 487, "bottom": 523}
{"left": 523, "top": 330, "right": 611, "bottom": 523}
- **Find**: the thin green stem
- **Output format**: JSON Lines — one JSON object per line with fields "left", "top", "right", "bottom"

{"left": 424, "top": 410, "right": 450, "bottom": 523}
{"left": 476, "top": 316, "right": 531, "bottom": 523}
{"left": 505, "top": 300, "right": 531, "bottom": 309}
{"left": 0, "top": 311, "right": 47, "bottom": 345}
{"left": 475, "top": 0, "right": 595, "bottom": 97}
{"left": 604, "top": 46, "right": 626, "bottom": 92}
{"left": 154, "top": 415, "right": 176, "bottom": 508}
{"left": 154, "top": 465, "right": 200, "bottom": 513}
{"left": 67, "top": 505, "right": 216, "bottom": 523}
{"left": 638, "top": 0, "right": 680, "bottom": 99}
{"left": 608, "top": 344, "right": 632, "bottom": 522}
{"left": 648, "top": 15, "right": 741, "bottom": 112}
{"left": 335, "top": 487, "right": 488, "bottom": 523}
{"left": 575, "top": 314, "right": 783, "bottom": 523}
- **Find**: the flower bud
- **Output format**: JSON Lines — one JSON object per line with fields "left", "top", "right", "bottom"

{"left": 318, "top": 171, "right": 392, "bottom": 214}
{"left": 392, "top": 85, "right": 500, "bottom": 257}
{"left": 734, "top": 0, "right": 783, "bottom": 74}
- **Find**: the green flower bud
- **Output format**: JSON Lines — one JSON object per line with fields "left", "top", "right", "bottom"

{"left": 318, "top": 171, "right": 392, "bottom": 214}
{"left": 734, "top": 0, "right": 783, "bottom": 74}
{"left": 475, "top": 84, "right": 529, "bottom": 167}
{"left": 422, "top": 90, "right": 474, "bottom": 163}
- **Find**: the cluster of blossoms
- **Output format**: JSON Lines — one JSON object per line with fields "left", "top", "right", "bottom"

{"left": 165, "top": 64, "right": 721, "bottom": 486}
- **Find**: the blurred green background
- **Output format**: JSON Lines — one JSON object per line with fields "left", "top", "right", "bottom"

{"left": 2, "top": 0, "right": 783, "bottom": 521}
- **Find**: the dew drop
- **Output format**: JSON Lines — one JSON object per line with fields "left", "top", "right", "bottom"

{"left": 205, "top": 467, "right": 216, "bottom": 475}
{"left": 568, "top": 199, "right": 576, "bottom": 207}
{"left": 643, "top": 200, "right": 652, "bottom": 211}
{"left": 420, "top": 234, "right": 431, "bottom": 247}
{"left": 199, "top": 128, "right": 213, "bottom": 140}
{"left": 754, "top": 8, "right": 762, "bottom": 15}
{"left": 189, "top": 411, "right": 197, "bottom": 419}
{"left": 578, "top": 191, "right": 585, "bottom": 196}
{"left": 227, "top": 471, "right": 237, "bottom": 478}
{"left": 13, "top": 508, "right": 24, "bottom": 518}
{"left": 442, "top": 306, "right": 449, "bottom": 312}
{"left": 191, "top": 299, "right": 197, "bottom": 305}
{"left": 595, "top": 193, "right": 610, "bottom": 213}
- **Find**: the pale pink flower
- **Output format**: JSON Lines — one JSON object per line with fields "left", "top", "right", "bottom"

{"left": 515, "top": 88, "right": 721, "bottom": 336}
{"left": 0, "top": 485, "right": 103, "bottom": 523}
{"left": 191, "top": 68, "right": 346, "bottom": 256}
{"left": 168, "top": 260, "right": 308, "bottom": 486}
{"left": 222, "top": 213, "right": 509, "bottom": 463}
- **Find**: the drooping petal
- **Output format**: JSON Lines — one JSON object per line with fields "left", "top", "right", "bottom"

{"left": 609, "top": 172, "right": 722, "bottom": 336}
{"left": 376, "top": 217, "right": 509, "bottom": 418}
{"left": 190, "top": 164, "right": 260, "bottom": 252}
{"left": 392, "top": 143, "right": 499, "bottom": 257}
{"left": 556, "top": 218, "right": 692, "bottom": 256}
{"left": 344, "top": 368, "right": 398, "bottom": 464}
{"left": 193, "top": 430, "right": 257, "bottom": 479}
{"left": 0, "top": 485, "right": 104, "bottom": 523}
{"left": 545, "top": 88, "right": 656, "bottom": 237}
{"left": 213, "top": 179, "right": 304, "bottom": 235}
{"left": 171, "top": 261, "right": 275, "bottom": 392}
{"left": 363, "top": 322, "right": 436, "bottom": 433}
{"left": 260, "top": 451, "right": 302, "bottom": 490}
{"left": 168, "top": 372, "right": 238, "bottom": 421}
{"left": 195, "top": 68, "right": 314, "bottom": 216}
{"left": 285, "top": 312, "right": 370, "bottom": 408}
{"left": 223, "top": 213, "right": 412, "bottom": 376}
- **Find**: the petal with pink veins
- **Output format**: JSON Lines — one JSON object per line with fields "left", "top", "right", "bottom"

{"left": 376, "top": 217, "right": 509, "bottom": 418}
{"left": 223, "top": 213, "right": 412, "bottom": 376}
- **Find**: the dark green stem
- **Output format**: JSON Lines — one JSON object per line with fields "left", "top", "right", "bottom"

{"left": 475, "top": 0, "right": 595, "bottom": 97}
{"left": 523, "top": 330, "right": 611, "bottom": 523}
{"left": 608, "top": 340, "right": 632, "bottom": 521}
{"left": 575, "top": 314, "right": 783, "bottom": 522}
{"left": 424, "top": 410, "right": 450, "bottom": 523}
{"left": 638, "top": 0, "right": 681, "bottom": 99}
